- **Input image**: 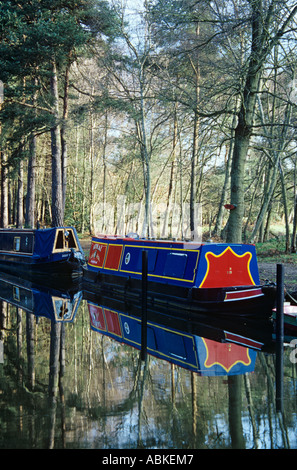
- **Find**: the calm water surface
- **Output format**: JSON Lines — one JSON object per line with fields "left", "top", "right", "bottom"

{"left": 0, "top": 275, "right": 296, "bottom": 450}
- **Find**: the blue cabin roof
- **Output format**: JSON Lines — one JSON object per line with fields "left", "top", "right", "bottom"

{"left": 34, "top": 226, "right": 84, "bottom": 258}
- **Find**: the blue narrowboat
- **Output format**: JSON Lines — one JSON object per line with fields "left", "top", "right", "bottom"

{"left": 88, "top": 299, "right": 260, "bottom": 376}
{"left": 0, "top": 226, "right": 85, "bottom": 279}
{"left": 83, "top": 234, "right": 275, "bottom": 316}
{"left": 0, "top": 272, "right": 82, "bottom": 322}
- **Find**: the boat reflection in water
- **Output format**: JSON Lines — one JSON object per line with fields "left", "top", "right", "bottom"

{"left": 0, "top": 271, "right": 274, "bottom": 372}
{"left": 86, "top": 293, "right": 274, "bottom": 377}
{"left": 0, "top": 272, "right": 82, "bottom": 322}
{"left": 0, "top": 272, "right": 294, "bottom": 449}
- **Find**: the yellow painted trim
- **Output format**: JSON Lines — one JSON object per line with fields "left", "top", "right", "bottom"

{"left": 202, "top": 338, "right": 252, "bottom": 373}
{"left": 198, "top": 246, "right": 255, "bottom": 288}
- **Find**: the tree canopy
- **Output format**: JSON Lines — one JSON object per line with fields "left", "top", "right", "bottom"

{"left": 1, "top": 0, "right": 297, "bottom": 250}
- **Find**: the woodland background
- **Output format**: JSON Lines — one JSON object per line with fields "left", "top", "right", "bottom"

{"left": 1, "top": 0, "right": 297, "bottom": 250}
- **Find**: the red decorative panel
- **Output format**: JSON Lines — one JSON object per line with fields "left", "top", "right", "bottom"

{"left": 200, "top": 247, "right": 254, "bottom": 288}
{"left": 203, "top": 338, "right": 251, "bottom": 372}
{"left": 88, "top": 242, "right": 107, "bottom": 268}
{"left": 105, "top": 244, "right": 123, "bottom": 270}
{"left": 104, "top": 309, "right": 122, "bottom": 337}
{"left": 88, "top": 304, "right": 106, "bottom": 331}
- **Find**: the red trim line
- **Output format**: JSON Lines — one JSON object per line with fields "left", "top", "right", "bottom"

{"left": 224, "top": 288, "right": 263, "bottom": 302}
{"left": 224, "top": 331, "right": 263, "bottom": 350}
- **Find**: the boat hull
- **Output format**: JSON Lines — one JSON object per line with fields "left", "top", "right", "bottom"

{"left": 84, "top": 235, "right": 276, "bottom": 316}
{"left": 0, "top": 226, "right": 85, "bottom": 280}
{"left": 83, "top": 268, "right": 275, "bottom": 316}
{"left": 0, "top": 254, "right": 84, "bottom": 279}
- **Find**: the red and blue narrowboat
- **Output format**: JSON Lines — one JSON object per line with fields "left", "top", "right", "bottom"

{"left": 88, "top": 298, "right": 260, "bottom": 376}
{"left": 0, "top": 226, "right": 85, "bottom": 280}
{"left": 83, "top": 234, "right": 275, "bottom": 316}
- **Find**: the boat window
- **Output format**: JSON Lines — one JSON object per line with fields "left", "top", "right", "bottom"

{"left": 54, "top": 229, "right": 78, "bottom": 252}
{"left": 163, "top": 253, "right": 187, "bottom": 278}
{"left": 67, "top": 230, "right": 77, "bottom": 249}
{"left": 164, "top": 331, "right": 187, "bottom": 360}
{"left": 13, "top": 286, "right": 20, "bottom": 302}
{"left": 55, "top": 230, "right": 64, "bottom": 249}
{"left": 13, "top": 237, "right": 20, "bottom": 252}
{"left": 136, "top": 249, "right": 157, "bottom": 273}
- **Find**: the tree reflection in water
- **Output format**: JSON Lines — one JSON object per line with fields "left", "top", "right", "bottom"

{"left": 0, "top": 295, "right": 297, "bottom": 449}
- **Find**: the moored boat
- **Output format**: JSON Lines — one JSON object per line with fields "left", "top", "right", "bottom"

{"left": 0, "top": 226, "right": 85, "bottom": 279}
{"left": 83, "top": 234, "right": 276, "bottom": 316}
{"left": 0, "top": 271, "right": 82, "bottom": 322}
{"left": 273, "top": 302, "right": 297, "bottom": 335}
{"left": 87, "top": 297, "right": 260, "bottom": 375}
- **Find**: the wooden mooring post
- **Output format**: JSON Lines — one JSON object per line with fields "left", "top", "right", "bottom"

{"left": 141, "top": 250, "right": 148, "bottom": 361}
{"left": 276, "top": 263, "right": 284, "bottom": 413}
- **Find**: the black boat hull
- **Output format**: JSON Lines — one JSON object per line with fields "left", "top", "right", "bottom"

{"left": 83, "top": 268, "right": 275, "bottom": 317}
{"left": 0, "top": 254, "right": 84, "bottom": 280}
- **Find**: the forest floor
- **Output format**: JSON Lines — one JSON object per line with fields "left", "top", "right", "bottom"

{"left": 80, "top": 237, "right": 297, "bottom": 293}
{"left": 258, "top": 262, "right": 297, "bottom": 294}
{"left": 258, "top": 262, "right": 297, "bottom": 292}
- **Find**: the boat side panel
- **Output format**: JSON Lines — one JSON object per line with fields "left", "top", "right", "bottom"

{"left": 194, "top": 336, "right": 257, "bottom": 376}
{"left": 105, "top": 244, "right": 123, "bottom": 270}
{"left": 88, "top": 302, "right": 199, "bottom": 371}
{"left": 195, "top": 244, "right": 260, "bottom": 288}
{"left": 88, "top": 242, "right": 107, "bottom": 268}
{"left": 0, "top": 231, "right": 34, "bottom": 254}
{"left": 88, "top": 238, "right": 200, "bottom": 286}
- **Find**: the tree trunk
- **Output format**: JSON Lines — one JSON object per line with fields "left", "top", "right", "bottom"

{"left": 249, "top": 158, "right": 279, "bottom": 243}
{"left": 50, "top": 59, "right": 64, "bottom": 227}
{"left": 190, "top": 109, "right": 199, "bottom": 241}
{"left": 17, "top": 159, "right": 24, "bottom": 228}
{"left": 89, "top": 109, "right": 95, "bottom": 234}
{"left": 162, "top": 103, "right": 177, "bottom": 238}
{"left": 291, "top": 170, "right": 297, "bottom": 252}
{"left": 102, "top": 111, "right": 108, "bottom": 232}
{"left": 61, "top": 56, "right": 71, "bottom": 215}
{"left": 26, "top": 312, "right": 35, "bottom": 391}
{"left": 25, "top": 136, "right": 37, "bottom": 228}
{"left": 279, "top": 160, "right": 290, "bottom": 253}
{"left": 226, "top": 1, "right": 297, "bottom": 243}
{"left": 189, "top": 24, "right": 200, "bottom": 241}
{"left": 214, "top": 106, "right": 238, "bottom": 237}
{"left": 139, "top": 72, "right": 151, "bottom": 238}
{"left": 0, "top": 150, "right": 8, "bottom": 228}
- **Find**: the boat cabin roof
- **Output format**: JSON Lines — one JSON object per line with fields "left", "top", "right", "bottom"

{"left": 93, "top": 234, "right": 203, "bottom": 249}
{"left": 0, "top": 226, "right": 81, "bottom": 256}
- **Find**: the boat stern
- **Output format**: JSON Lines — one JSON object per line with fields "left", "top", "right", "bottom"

{"left": 196, "top": 244, "right": 260, "bottom": 288}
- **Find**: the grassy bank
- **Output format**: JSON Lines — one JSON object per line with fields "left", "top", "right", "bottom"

{"left": 256, "top": 238, "right": 297, "bottom": 264}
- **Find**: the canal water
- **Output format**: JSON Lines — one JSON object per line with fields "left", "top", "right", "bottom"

{"left": 0, "top": 273, "right": 297, "bottom": 450}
